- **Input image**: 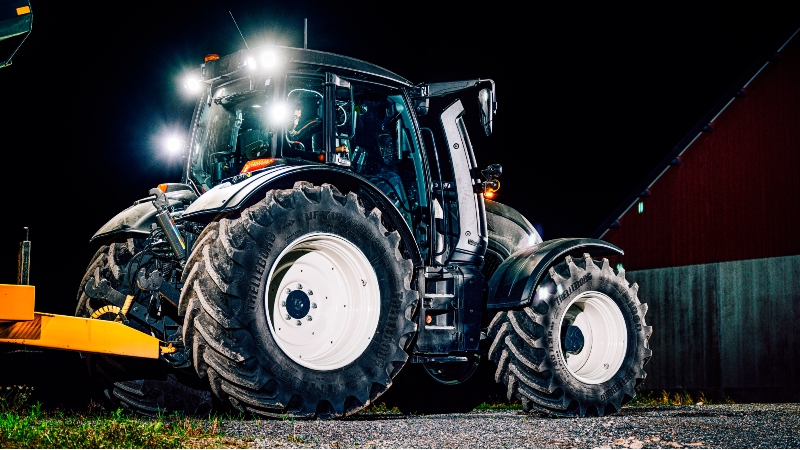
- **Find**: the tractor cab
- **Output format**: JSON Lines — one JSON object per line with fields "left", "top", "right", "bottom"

{"left": 183, "top": 45, "right": 498, "bottom": 269}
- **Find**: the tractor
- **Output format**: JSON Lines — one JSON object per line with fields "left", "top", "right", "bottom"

{"left": 76, "top": 44, "right": 652, "bottom": 418}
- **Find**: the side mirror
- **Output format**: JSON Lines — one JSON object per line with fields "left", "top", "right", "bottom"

{"left": 482, "top": 163, "right": 502, "bottom": 180}
{"left": 478, "top": 87, "right": 494, "bottom": 136}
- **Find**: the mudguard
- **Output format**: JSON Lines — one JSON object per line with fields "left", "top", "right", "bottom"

{"left": 485, "top": 200, "right": 541, "bottom": 258}
{"left": 181, "top": 161, "right": 423, "bottom": 267}
{"left": 486, "top": 238, "right": 623, "bottom": 310}
{"left": 90, "top": 189, "right": 198, "bottom": 243}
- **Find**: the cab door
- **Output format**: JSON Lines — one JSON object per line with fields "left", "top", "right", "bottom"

{"left": 419, "top": 99, "right": 487, "bottom": 266}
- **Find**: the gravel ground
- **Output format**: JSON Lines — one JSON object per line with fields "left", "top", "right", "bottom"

{"left": 222, "top": 403, "right": 800, "bottom": 448}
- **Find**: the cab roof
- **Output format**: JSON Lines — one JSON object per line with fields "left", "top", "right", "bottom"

{"left": 203, "top": 45, "right": 413, "bottom": 88}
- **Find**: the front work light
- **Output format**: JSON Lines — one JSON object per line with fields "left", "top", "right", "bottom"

{"left": 166, "top": 137, "right": 183, "bottom": 153}
{"left": 259, "top": 51, "right": 278, "bottom": 68}
{"left": 268, "top": 102, "right": 291, "bottom": 125}
{"left": 183, "top": 75, "right": 202, "bottom": 93}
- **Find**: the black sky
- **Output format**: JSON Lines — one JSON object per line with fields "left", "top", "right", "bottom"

{"left": 1, "top": 1, "right": 799, "bottom": 316}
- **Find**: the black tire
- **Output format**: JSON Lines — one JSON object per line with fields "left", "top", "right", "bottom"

{"left": 181, "top": 182, "right": 417, "bottom": 419}
{"left": 488, "top": 254, "right": 652, "bottom": 417}
{"left": 76, "top": 239, "right": 214, "bottom": 416}
{"left": 84, "top": 354, "right": 214, "bottom": 417}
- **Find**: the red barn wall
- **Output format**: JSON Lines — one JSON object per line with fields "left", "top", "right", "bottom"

{"left": 603, "top": 36, "right": 800, "bottom": 271}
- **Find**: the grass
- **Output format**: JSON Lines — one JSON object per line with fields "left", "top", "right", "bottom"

{"left": 474, "top": 401, "right": 523, "bottom": 411}
{"left": 358, "top": 402, "right": 402, "bottom": 414}
{"left": 0, "top": 385, "right": 247, "bottom": 449}
{"left": 626, "top": 388, "right": 735, "bottom": 407}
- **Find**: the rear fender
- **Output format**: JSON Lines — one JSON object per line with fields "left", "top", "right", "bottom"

{"left": 181, "top": 164, "right": 423, "bottom": 267}
{"left": 486, "top": 238, "right": 623, "bottom": 310}
{"left": 90, "top": 189, "right": 198, "bottom": 243}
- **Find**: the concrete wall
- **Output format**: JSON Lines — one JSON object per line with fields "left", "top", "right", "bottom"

{"left": 627, "top": 254, "right": 800, "bottom": 402}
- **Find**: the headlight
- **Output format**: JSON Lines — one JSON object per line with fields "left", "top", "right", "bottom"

{"left": 183, "top": 75, "right": 202, "bottom": 93}
{"left": 259, "top": 51, "right": 278, "bottom": 68}
{"left": 166, "top": 137, "right": 184, "bottom": 153}
{"left": 269, "top": 102, "right": 290, "bottom": 125}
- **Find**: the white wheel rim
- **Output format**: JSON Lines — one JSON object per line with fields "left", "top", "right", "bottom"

{"left": 265, "top": 232, "right": 381, "bottom": 371}
{"left": 556, "top": 291, "right": 627, "bottom": 384}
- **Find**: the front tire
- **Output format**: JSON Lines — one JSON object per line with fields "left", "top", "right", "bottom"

{"left": 76, "top": 239, "right": 213, "bottom": 416}
{"left": 488, "top": 254, "right": 652, "bottom": 417}
{"left": 181, "top": 182, "right": 417, "bottom": 418}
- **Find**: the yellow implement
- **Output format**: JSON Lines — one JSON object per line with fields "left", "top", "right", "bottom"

{"left": 0, "top": 284, "right": 160, "bottom": 359}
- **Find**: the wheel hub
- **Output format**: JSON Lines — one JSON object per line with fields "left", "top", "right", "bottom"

{"left": 284, "top": 288, "right": 312, "bottom": 320}
{"left": 564, "top": 325, "right": 585, "bottom": 354}
{"left": 557, "top": 290, "right": 627, "bottom": 384}
{"left": 266, "top": 232, "right": 380, "bottom": 371}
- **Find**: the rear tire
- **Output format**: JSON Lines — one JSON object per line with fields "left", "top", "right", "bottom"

{"left": 181, "top": 182, "right": 417, "bottom": 418}
{"left": 76, "top": 239, "right": 213, "bottom": 416}
{"left": 488, "top": 254, "right": 652, "bottom": 417}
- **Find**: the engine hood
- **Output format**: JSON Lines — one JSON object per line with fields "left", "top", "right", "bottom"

{"left": 90, "top": 189, "right": 198, "bottom": 242}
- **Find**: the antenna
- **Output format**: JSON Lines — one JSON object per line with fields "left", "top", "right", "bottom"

{"left": 229, "top": 11, "right": 249, "bottom": 49}
{"left": 304, "top": 18, "right": 308, "bottom": 50}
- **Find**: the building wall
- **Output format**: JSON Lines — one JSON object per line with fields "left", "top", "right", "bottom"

{"left": 603, "top": 36, "right": 800, "bottom": 271}
{"left": 628, "top": 254, "right": 800, "bottom": 402}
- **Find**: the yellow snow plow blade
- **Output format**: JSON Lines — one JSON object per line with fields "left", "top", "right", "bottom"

{"left": 0, "top": 284, "right": 160, "bottom": 359}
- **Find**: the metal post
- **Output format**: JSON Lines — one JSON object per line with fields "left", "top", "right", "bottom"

{"left": 304, "top": 18, "right": 308, "bottom": 50}
{"left": 17, "top": 227, "right": 30, "bottom": 285}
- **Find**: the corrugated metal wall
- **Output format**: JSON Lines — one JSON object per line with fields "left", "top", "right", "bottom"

{"left": 628, "top": 254, "right": 800, "bottom": 401}
{"left": 603, "top": 35, "right": 800, "bottom": 271}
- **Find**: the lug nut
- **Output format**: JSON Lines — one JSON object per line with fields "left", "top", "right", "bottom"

{"left": 311, "top": 303, "right": 317, "bottom": 309}
{"left": 307, "top": 290, "right": 313, "bottom": 295}
{"left": 285, "top": 314, "right": 291, "bottom": 320}
{"left": 297, "top": 283, "right": 303, "bottom": 290}
{"left": 285, "top": 288, "right": 292, "bottom": 294}
{"left": 281, "top": 301, "right": 286, "bottom": 307}
{"left": 296, "top": 320, "right": 302, "bottom": 326}
{"left": 307, "top": 316, "right": 313, "bottom": 321}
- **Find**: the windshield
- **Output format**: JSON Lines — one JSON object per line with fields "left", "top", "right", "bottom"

{"left": 188, "top": 77, "right": 277, "bottom": 192}
{"left": 185, "top": 74, "right": 427, "bottom": 237}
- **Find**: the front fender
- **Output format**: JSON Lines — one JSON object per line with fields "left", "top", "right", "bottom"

{"left": 90, "top": 190, "right": 198, "bottom": 243}
{"left": 486, "top": 238, "right": 623, "bottom": 310}
{"left": 182, "top": 161, "right": 423, "bottom": 267}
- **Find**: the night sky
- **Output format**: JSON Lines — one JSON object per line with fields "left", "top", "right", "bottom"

{"left": 1, "top": 1, "right": 799, "bottom": 319}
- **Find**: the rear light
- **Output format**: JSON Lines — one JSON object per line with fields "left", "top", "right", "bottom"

{"left": 204, "top": 54, "right": 219, "bottom": 62}
{"left": 241, "top": 158, "right": 275, "bottom": 174}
